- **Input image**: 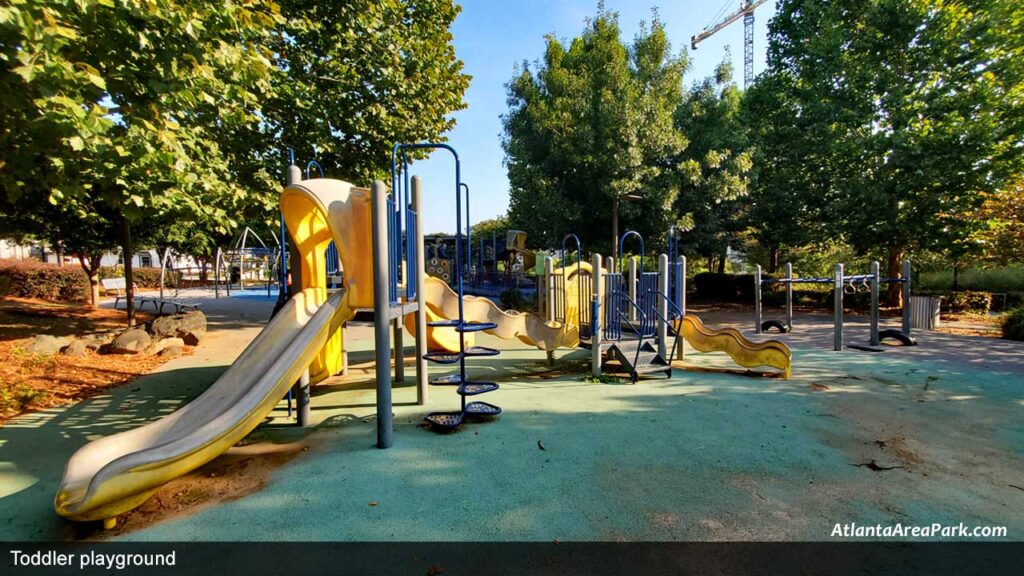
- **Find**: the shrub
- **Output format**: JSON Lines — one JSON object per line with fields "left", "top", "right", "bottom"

{"left": 0, "top": 259, "right": 88, "bottom": 301}
{"left": 917, "top": 290, "right": 992, "bottom": 314}
{"left": 1002, "top": 307, "right": 1024, "bottom": 341}
{"left": 499, "top": 288, "right": 536, "bottom": 312}
{"left": 98, "top": 266, "right": 175, "bottom": 288}
{"left": 693, "top": 273, "right": 740, "bottom": 301}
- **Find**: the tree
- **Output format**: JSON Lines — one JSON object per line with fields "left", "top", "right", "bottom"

{"left": 267, "top": 0, "right": 470, "bottom": 183}
{"left": 471, "top": 216, "right": 510, "bottom": 239}
{"left": 741, "top": 71, "right": 823, "bottom": 272}
{"left": 503, "top": 7, "right": 688, "bottom": 255}
{"left": 673, "top": 58, "right": 753, "bottom": 273}
{"left": 766, "top": 0, "right": 1024, "bottom": 303}
{"left": 1, "top": 0, "right": 283, "bottom": 322}
{"left": 968, "top": 178, "right": 1024, "bottom": 267}
{"left": 2, "top": 0, "right": 471, "bottom": 322}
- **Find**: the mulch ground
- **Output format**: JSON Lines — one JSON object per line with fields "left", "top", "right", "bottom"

{"left": 0, "top": 297, "right": 182, "bottom": 424}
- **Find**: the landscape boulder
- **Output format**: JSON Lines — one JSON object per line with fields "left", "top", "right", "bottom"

{"left": 148, "top": 310, "right": 207, "bottom": 345}
{"left": 108, "top": 328, "right": 152, "bottom": 354}
{"left": 158, "top": 345, "right": 183, "bottom": 358}
{"left": 25, "top": 334, "right": 71, "bottom": 355}
{"left": 81, "top": 332, "right": 117, "bottom": 351}
{"left": 60, "top": 339, "right": 89, "bottom": 357}
{"left": 144, "top": 337, "right": 185, "bottom": 356}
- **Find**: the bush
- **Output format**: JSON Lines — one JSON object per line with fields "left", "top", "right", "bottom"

{"left": 917, "top": 290, "right": 992, "bottom": 314}
{"left": 693, "top": 273, "right": 741, "bottom": 301}
{"left": 98, "top": 266, "right": 174, "bottom": 288}
{"left": 0, "top": 260, "right": 88, "bottom": 301}
{"left": 1002, "top": 307, "right": 1024, "bottom": 341}
{"left": 499, "top": 288, "right": 536, "bottom": 312}
{"left": 917, "top": 265, "right": 1024, "bottom": 293}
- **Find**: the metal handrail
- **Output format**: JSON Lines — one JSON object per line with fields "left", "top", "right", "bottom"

{"left": 613, "top": 291, "right": 653, "bottom": 374}
{"left": 641, "top": 290, "right": 684, "bottom": 364}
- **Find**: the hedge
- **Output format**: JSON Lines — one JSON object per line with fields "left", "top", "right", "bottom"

{"left": 0, "top": 260, "right": 89, "bottom": 301}
{"left": 98, "top": 266, "right": 173, "bottom": 288}
{"left": 917, "top": 290, "right": 992, "bottom": 314}
{"left": 1002, "top": 307, "right": 1024, "bottom": 341}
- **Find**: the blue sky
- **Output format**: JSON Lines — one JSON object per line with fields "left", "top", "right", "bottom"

{"left": 413, "top": 0, "right": 777, "bottom": 235}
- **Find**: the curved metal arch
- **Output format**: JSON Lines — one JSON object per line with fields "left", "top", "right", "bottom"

{"left": 560, "top": 233, "right": 583, "bottom": 329}
{"left": 618, "top": 230, "right": 645, "bottom": 274}
{"left": 305, "top": 160, "right": 324, "bottom": 180}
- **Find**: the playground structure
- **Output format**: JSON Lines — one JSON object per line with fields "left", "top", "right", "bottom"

{"left": 51, "top": 145, "right": 793, "bottom": 528}
{"left": 426, "top": 227, "right": 538, "bottom": 296}
{"left": 53, "top": 148, "right": 436, "bottom": 526}
{"left": 420, "top": 225, "right": 793, "bottom": 381}
{"left": 754, "top": 261, "right": 918, "bottom": 351}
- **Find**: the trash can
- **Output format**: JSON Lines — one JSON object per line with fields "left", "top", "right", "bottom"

{"left": 910, "top": 296, "right": 941, "bottom": 330}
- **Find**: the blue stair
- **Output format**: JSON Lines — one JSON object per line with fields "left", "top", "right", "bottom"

{"left": 421, "top": 178, "right": 502, "bottom": 433}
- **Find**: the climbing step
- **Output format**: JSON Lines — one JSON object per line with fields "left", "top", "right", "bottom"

{"left": 427, "top": 319, "right": 462, "bottom": 328}
{"left": 423, "top": 351, "right": 462, "bottom": 364}
{"left": 609, "top": 339, "right": 671, "bottom": 382}
{"left": 424, "top": 411, "right": 465, "bottom": 430}
{"left": 429, "top": 374, "right": 465, "bottom": 386}
{"left": 458, "top": 382, "right": 499, "bottom": 396}
{"left": 464, "top": 346, "right": 500, "bottom": 357}
{"left": 465, "top": 401, "right": 502, "bottom": 417}
{"left": 457, "top": 322, "right": 497, "bottom": 333}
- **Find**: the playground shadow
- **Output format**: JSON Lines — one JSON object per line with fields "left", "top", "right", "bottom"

{"left": 0, "top": 363, "right": 257, "bottom": 540}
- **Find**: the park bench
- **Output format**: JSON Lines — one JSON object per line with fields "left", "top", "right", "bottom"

{"left": 100, "top": 278, "right": 200, "bottom": 315}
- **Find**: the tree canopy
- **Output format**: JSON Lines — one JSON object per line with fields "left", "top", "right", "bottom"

{"left": 503, "top": 7, "right": 687, "bottom": 255}
{"left": 1, "top": 0, "right": 470, "bottom": 314}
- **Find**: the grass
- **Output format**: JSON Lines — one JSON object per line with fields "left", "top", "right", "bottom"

{"left": 917, "top": 265, "right": 1024, "bottom": 293}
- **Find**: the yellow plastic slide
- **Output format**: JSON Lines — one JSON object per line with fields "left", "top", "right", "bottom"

{"left": 409, "top": 276, "right": 579, "bottom": 351}
{"left": 55, "top": 178, "right": 371, "bottom": 525}
{"left": 677, "top": 315, "right": 792, "bottom": 378}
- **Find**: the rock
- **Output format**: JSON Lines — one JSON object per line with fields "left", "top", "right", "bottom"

{"left": 61, "top": 339, "right": 89, "bottom": 357}
{"left": 158, "top": 345, "right": 183, "bottom": 358}
{"left": 143, "top": 337, "right": 185, "bottom": 356}
{"left": 148, "top": 310, "right": 206, "bottom": 345}
{"left": 26, "top": 334, "right": 71, "bottom": 355}
{"left": 81, "top": 332, "right": 117, "bottom": 351}
{"left": 108, "top": 328, "right": 152, "bottom": 354}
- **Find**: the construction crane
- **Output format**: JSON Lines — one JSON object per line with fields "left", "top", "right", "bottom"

{"left": 691, "top": 0, "right": 768, "bottom": 88}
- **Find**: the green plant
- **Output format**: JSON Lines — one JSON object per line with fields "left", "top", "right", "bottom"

{"left": 0, "top": 259, "right": 89, "bottom": 301}
{"left": 499, "top": 289, "right": 536, "bottom": 312}
{"left": 1002, "top": 307, "right": 1024, "bottom": 341}
{"left": 0, "top": 383, "right": 50, "bottom": 414}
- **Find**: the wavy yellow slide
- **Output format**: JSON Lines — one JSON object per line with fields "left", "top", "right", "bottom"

{"left": 408, "top": 276, "right": 579, "bottom": 351}
{"left": 55, "top": 178, "right": 370, "bottom": 525}
{"left": 677, "top": 315, "right": 792, "bottom": 378}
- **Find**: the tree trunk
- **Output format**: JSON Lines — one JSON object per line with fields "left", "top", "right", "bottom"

{"left": 120, "top": 218, "right": 135, "bottom": 326}
{"left": 198, "top": 258, "right": 209, "bottom": 283}
{"left": 78, "top": 254, "right": 101, "bottom": 308}
{"left": 886, "top": 246, "right": 903, "bottom": 307}
{"left": 716, "top": 250, "right": 727, "bottom": 274}
{"left": 707, "top": 256, "right": 714, "bottom": 273}
{"left": 768, "top": 246, "right": 779, "bottom": 274}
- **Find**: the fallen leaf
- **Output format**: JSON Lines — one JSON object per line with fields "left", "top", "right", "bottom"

{"left": 537, "top": 440, "right": 546, "bottom": 451}
{"left": 854, "top": 460, "right": 902, "bottom": 472}
{"left": 369, "top": 501, "right": 379, "bottom": 507}
{"left": 426, "top": 566, "right": 444, "bottom": 576}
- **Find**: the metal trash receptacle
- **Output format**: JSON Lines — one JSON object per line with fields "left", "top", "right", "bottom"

{"left": 910, "top": 296, "right": 941, "bottom": 330}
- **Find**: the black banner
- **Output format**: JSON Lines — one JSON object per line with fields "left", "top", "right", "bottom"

{"left": 4, "top": 542, "right": 1022, "bottom": 576}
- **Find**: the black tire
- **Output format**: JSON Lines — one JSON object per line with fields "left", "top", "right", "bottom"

{"left": 878, "top": 329, "right": 918, "bottom": 346}
{"left": 761, "top": 319, "right": 791, "bottom": 333}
